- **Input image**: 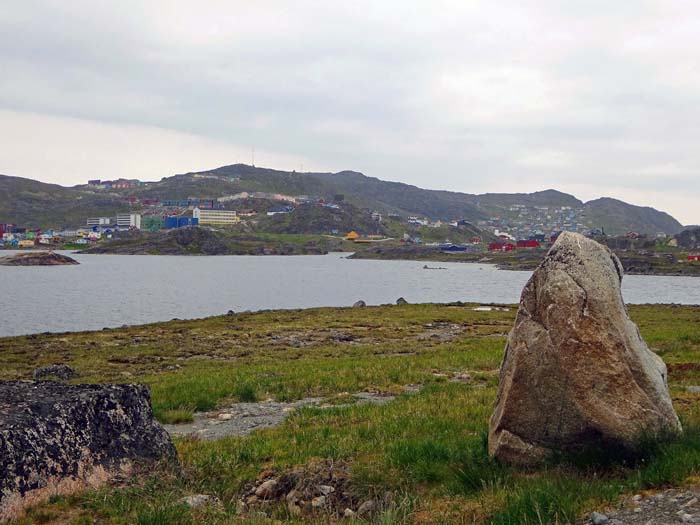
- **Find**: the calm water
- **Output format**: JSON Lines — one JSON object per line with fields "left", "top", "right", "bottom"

{"left": 1, "top": 251, "right": 699, "bottom": 337}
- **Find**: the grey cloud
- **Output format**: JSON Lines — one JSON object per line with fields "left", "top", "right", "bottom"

{"left": 0, "top": 0, "right": 699, "bottom": 223}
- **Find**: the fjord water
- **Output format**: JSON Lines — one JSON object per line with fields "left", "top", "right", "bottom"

{"left": 1, "top": 251, "right": 698, "bottom": 337}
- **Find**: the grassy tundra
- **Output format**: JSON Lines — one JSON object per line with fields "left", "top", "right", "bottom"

{"left": 2, "top": 303, "right": 700, "bottom": 524}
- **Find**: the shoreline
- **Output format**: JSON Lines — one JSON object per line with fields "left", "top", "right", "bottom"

{"left": 3, "top": 245, "right": 699, "bottom": 277}
{"left": 3, "top": 300, "right": 700, "bottom": 340}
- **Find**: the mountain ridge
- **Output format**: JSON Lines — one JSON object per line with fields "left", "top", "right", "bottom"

{"left": 0, "top": 166, "right": 685, "bottom": 236}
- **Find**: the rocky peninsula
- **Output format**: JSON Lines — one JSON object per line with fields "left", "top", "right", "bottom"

{"left": 0, "top": 251, "right": 79, "bottom": 266}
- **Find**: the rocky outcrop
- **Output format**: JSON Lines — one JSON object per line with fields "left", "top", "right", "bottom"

{"left": 0, "top": 381, "right": 176, "bottom": 521}
{"left": 489, "top": 232, "right": 681, "bottom": 466}
{"left": 0, "top": 251, "right": 79, "bottom": 266}
{"left": 32, "top": 364, "right": 78, "bottom": 381}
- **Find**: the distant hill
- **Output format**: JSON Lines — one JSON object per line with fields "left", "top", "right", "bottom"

{"left": 582, "top": 198, "right": 683, "bottom": 237}
{"left": 469, "top": 189, "right": 583, "bottom": 210}
{"left": 0, "top": 174, "right": 134, "bottom": 229}
{"left": 673, "top": 227, "right": 700, "bottom": 250}
{"left": 0, "top": 165, "right": 685, "bottom": 236}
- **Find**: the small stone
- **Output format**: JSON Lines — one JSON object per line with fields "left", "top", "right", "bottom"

{"left": 454, "top": 372, "right": 472, "bottom": 383}
{"left": 590, "top": 511, "right": 609, "bottom": 525}
{"left": 318, "top": 485, "right": 335, "bottom": 496}
{"left": 344, "top": 508, "right": 355, "bottom": 518}
{"left": 246, "top": 495, "right": 258, "bottom": 505}
{"left": 681, "top": 513, "right": 694, "bottom": 523}
{"left": 255, "top": 479, "right": 278, "bottom": 499}
{"left": 632, "top": 494, "right": 642, "bottom": 503}
{"left": 685, "top": 498, "right": 699, "bottom": 508}
{"left": 311, "top": 495, "right": 326, "bottom": 508}
{"left": 218, "top": 413, "right": 232, "bottom": 420}
{"left": 32, "top": 364, "right": 78, "bottom": 381}
{"left": 357, "top": 499, "right": 376, "bottom": 516}
{"left": 686, "top": 386, "right": 700, "bottom": 394}
{"left": 178, "top": 494, "right": 220, "bottom": 509}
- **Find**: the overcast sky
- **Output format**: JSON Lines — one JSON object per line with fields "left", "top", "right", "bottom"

{"left": 1, "top": 1, "right": 699, "bottom": 224}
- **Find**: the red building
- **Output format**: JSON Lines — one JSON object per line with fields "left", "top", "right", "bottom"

{"left": 517, "top": 240, "right": 540, "bottom": 248}
{"left": 689, "top": 255, "right": 700, "bottom": 262}
{"left": 489, "top": 242, "right": 516, "bottom": 252}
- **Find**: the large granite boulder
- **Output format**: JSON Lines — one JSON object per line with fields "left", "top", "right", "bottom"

{"left": 0, "top": 381, "right": 176, "bottom": 521}
{"left": 489, "top": 232, "right": 681, "bottom": 466}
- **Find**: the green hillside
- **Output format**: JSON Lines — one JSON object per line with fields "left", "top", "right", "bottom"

{"left": 0, "top": 174, "right": 135, "bottom": 229}
{"left": 583, "top": 198, "right": 683, "bottom": 236}
{"left": 0, "top": 165, "right": 685, "bottom": 236}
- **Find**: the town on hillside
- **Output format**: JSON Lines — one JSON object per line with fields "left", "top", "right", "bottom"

{"left": 2, "top": 178, "right": 699, "bottom": 266}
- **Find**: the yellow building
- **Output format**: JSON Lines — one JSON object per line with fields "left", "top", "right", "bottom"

{"left": 18, "top": 240, "right": 35, "bottom": 247}
{"left": 193, "top": 207, "right": 240, "bottom": 225}
{"left": 345, "top": 231, "right": 359, "bottom": 240}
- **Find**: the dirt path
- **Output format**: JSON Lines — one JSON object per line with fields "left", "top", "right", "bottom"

{"left": 164, "top": 389, "right": 416, "bottom": 441}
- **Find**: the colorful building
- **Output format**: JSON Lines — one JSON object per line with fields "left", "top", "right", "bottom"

{"left": 192, "top": 208, "right": 239, "bottom": 225}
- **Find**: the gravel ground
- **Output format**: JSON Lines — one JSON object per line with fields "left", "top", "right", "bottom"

{"left": 590, "top": 488, "right": 700, "bottom": 524}
{"left": 164, "top": 389, "right": 413, "bottom": 440}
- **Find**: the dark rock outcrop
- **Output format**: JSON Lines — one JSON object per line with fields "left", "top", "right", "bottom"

{"left": 0, "top": 251, "right": 79, "bottom": 266}
{"left": 32, "top": 364, "right": 78, "bottom": 381}
{"left": 0, "top": 381, "right": 176, "bottom": 521}
{"left": 489, "top": 232, "right": 681, "bottom": 466}
{"left": 673, "top": 226, "right": 700, "bottom": 250}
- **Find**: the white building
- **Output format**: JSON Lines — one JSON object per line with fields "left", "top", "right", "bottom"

{"left": 116, "top": 213, "right": 141, "bottom": 229}
{"left": 86, "top": 217, "right": 112, "bottom": 227}
{"left": 193, "top": 208, "right": 240, "bottom": 225}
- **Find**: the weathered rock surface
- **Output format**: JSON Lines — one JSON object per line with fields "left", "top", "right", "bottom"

{"left": 0, "top": 381, "right": 176, "bottom": 521}
{"left": 0, "top": 251, "right": 79, "bottom": 266}
{"left": 489, "top": 231, "right": 681, "bottom": 466}
{"left": 32, "top": 364, "right": 78, "bottom": 381}
{"left": 592, "top": 488, "right": 700, "bottom": 524}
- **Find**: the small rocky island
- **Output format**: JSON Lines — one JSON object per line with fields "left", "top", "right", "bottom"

{"left": 0, "top": 251, "right": 79, "bottom": 266}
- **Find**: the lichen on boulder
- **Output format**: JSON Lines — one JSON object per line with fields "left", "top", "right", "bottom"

{"left": 489, "top": 232, "right": 681, "bottom": 466}
{"left": 0, "top": 381, "right": 176, "bottom": 521}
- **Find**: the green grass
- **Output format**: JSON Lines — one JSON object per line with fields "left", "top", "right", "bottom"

{"left": 3, "top": 303, "right": 700, "bottom": 524}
